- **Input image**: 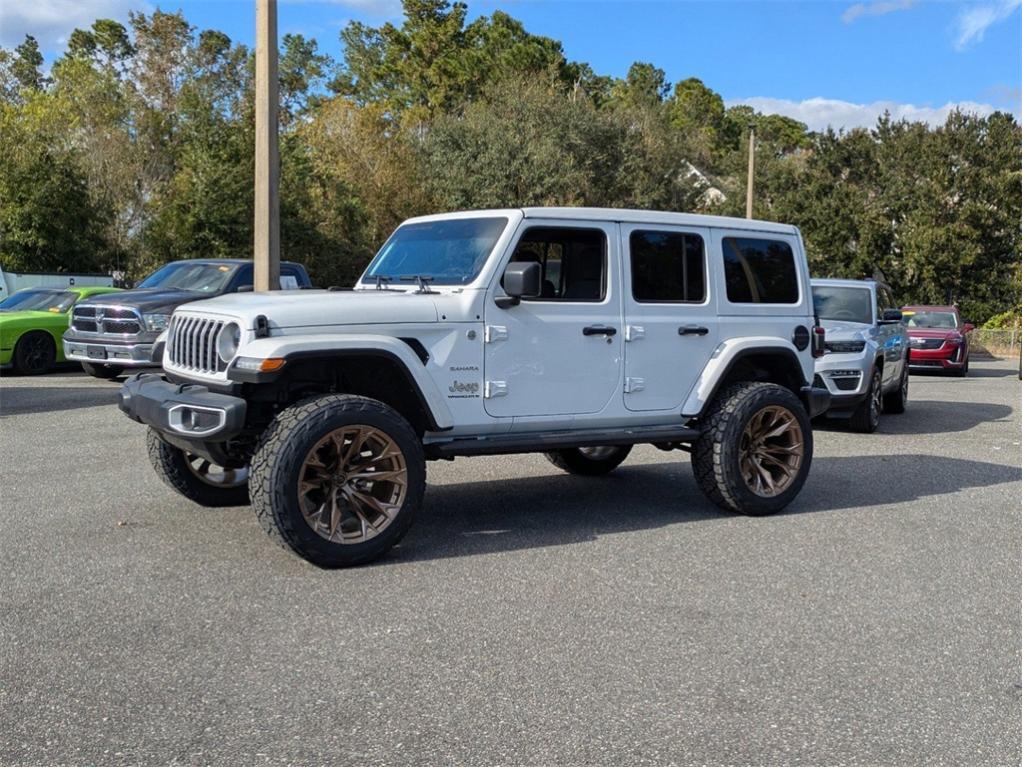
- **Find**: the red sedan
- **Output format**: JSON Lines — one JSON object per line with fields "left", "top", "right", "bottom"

{"left": 902, "top": 305, "right": 974, "bottom": 376}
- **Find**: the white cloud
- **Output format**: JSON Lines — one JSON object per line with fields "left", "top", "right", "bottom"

{"left": 953, "top": 0, "right": 1022, "bottom": 50}
{"left": 727, "top": 96, "right": 1013, "bottom": 132}
{"left": 841, "top": 0, "right": 917, "bottom": 24}
{"left": 0, "top": 0, "right": 144, "bottom": 49}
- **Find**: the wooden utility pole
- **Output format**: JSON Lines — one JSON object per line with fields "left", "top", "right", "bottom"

{"left": 745, "top": 124, "right": 755, "bottom": 219}
{"left": 254, "top": 0, "right": 280, "bottom": 291}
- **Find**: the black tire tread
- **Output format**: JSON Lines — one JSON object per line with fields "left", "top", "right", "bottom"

{"left": 146, "top": 428, "right": 250, "bottom": 507}
{"left": 13, "top": 331, "right": 55, "bottom": 375}
{"left": 544, "top": 446, "right": 631, "bottom": 476}
{"left": 82, "top": 362, "right": 124, "bottom": 379}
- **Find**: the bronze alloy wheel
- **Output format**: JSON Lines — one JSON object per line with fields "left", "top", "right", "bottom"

{"left": 297, "top": 425, "right": 408, "bottom": 544}
{"left": 738, "top": 405, "right": 805, "bottom": 498}
{"left": 185, "top": 454, "right": 249, "bottom": 488}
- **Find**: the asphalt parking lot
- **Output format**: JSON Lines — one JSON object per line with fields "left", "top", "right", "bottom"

{"left": 1, "top": 361, "right": 1020, "bottom": 767}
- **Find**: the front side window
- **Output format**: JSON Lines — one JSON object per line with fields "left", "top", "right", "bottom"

{"left": 363, "top": 217, "right": 508, "bottom": 286}
{"left": 630, "top": 230, "right": 706, "bottom": 303}
{"left": 723, "top": 237, "right": 798, "bottom": 304}
{"left": 139, "top": 262, "right": 238, "bottom": 293}
{"left": 812, "top": 286, "right": 873, "bottom": 325}
{"left": 509, "top": 227, "right": 606, "bottom": 301}
{"left": 0, "top": 289, "right": 76, "bottom": 313}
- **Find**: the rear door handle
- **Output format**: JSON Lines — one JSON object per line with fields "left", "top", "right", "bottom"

{"left": 678, "top": 325, "right": 709, "bottom": 336}
{"left": 583, "top": 325, "right": 617, "bottom": 336}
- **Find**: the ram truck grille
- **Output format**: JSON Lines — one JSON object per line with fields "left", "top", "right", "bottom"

{"left": 71, "top": 306, "right": 142, "bottom": 335}
{"left": 166, "top": 315, "right": 227, "bottom": 375}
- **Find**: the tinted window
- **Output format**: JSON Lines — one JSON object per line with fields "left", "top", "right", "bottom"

{"left": 722, "top": 237, "right": 799, "bottom": 304}
{"left": 510, "top": 227, "right": 606, "bottom": 301}
{"left": 139, "top": 262, "right": 238, "bottom": 293}
{"left": 630, "top": 230, "right": 705, "bottom": 303}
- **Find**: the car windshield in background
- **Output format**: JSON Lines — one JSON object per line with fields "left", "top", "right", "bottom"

{"left": 362, "top": 217, "right": 509, "bottom": 286}
{"left": 138, "top": 262, "right": 237, "bottom": 293}
{"left": 904, "top": 311, "right": 958, "bottom": 329}
{"left": 0, "top": 290, "right": 76, "bottom": 313}
{"left": 812, "top": 286, "right": 873, "bottom": 324}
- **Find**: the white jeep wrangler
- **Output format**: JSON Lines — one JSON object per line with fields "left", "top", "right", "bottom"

{"left": 119, "top": 208, "right": 829, "bottom": 567}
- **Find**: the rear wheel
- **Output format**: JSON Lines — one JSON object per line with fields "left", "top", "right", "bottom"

{"left": 81, "top": 361, "right": 124, "bottom": 379}
{"left": 146, "top": 429, "right": 250, "bottom": 507}
{"left": 692, "top": 382, "right": 813, "bottom": 516}
{"left": 545, "top": 445, "right": 631, "bottom": 475}
{"left": 13, "top": 331, "right": 55, "bottom": 375}
{"left": 883, "top": 365, "right": 908, "bottom": 414}
{"left": 849, "top": 368, "right": 882, "bottom": 433}
{"left": 249, "top": 394, "right": 425, "bottom": 568}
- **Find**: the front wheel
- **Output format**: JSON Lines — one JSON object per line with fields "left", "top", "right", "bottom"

{"left": 146, "top": 429, "right": 250, "bottom": 507}
{"left": 692, "top": 382, "right": 813, "bottom": 516}
{"left": 249, "top": 395, "right": 425, "bottom": 568}
{"left": 849, "top": 367, "right": 882, "bottom": 433}
{"left": 13, "top": 331, "right": 55, "bottom": 375}
{"left": 81, "top": 361, "right": 124, "bottom": 379}
{"left": 883, "top": 365, "right": 908, "bottom": 414}
{"left": 545, "top": 445, "right": 631, "bottom": 475}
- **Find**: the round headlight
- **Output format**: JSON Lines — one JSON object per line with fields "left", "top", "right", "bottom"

{"left": 217, "top": 322, "right": 241, "bottom": 363}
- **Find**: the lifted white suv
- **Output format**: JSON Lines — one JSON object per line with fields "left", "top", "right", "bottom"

{"left": 120, "top": 208, "right": 829, "bottom": 567}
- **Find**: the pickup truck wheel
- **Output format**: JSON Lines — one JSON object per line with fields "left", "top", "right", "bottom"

{"left": 81, "top": 362, "right": 124, "bottom": 379}
{"left": 883, "top": 366, "right": 908, "bottom": 414}
{"left": 545, "top": 445, "right": 631, "bottom": 475}
{"left": 249, "top": 395, "right": 425, "bottom": 568}
{"left": 849, "top": 368, "right": 882, "bottom": 433}
{"left": 692, "top": 382, "right": 813, "bottom": 516}
{"left": 13, "top": 331, "right": 55, "bottom": 375}
{"left": 146, "top": 428, "right": 250, "bottom": 507}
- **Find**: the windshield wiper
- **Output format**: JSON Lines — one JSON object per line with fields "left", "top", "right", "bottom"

{"left": 399, "top": 275, "right": 437, "bottom": 294}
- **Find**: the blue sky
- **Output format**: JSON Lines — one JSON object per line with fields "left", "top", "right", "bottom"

{"left": 2, "top": 0, "right": 1020, "bottom": 130}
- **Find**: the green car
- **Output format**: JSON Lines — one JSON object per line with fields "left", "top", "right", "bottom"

{"left": 0, "top": 286, "right": 122, "bottom": 374}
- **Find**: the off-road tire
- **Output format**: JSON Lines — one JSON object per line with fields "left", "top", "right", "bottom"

{"left": 249, "top": 394, "right": 426, "bottom": 568}
{"left": 692, "top": 382, "right": 813, "bottom": 516}
{"left": 883, "top": 365, "right": 908, "bottom": 414}
{"left": 13, "top": 331, "right": 56, "bottom": 375}
{"left": 849, "top": 367, "right": 882, "bottom": 433}
{"left": 146, "top": 428, "right": 250, "bottom": 507}
{"left": 545, "top": 446, "right": 632, "bottom": 475}
{"left": 81, "top": 362, "right": 124, "bottom": 379}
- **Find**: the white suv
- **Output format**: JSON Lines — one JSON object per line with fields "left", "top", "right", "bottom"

{"left": 119, "top": 208, "right": 829, "bottom": 567}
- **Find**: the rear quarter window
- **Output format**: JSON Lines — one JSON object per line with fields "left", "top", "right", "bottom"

{"left": 722, "top": 237, "right": 799, "bottom": 304}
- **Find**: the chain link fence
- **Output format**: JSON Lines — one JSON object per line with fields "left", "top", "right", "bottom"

{"left": 970, "top": 328, "right": 1020, "bottom": 358}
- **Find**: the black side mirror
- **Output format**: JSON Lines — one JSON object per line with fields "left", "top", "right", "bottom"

{"left": 880, "top": 309, "right": 903, "bottom": 323}
{"left": 236, "top": 285, "right": 254, "bottom": 293}
{"left": 497, "top": 262, "right": 541, "bottom": 308}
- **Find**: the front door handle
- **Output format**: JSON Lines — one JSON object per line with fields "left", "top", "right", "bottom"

{"left": 583, "top": 325, "right": 617, "bottom": 336}
{"left": 679, "top": 325, "right": 709, "bottom": 336}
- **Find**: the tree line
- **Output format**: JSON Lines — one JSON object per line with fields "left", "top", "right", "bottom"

{"left": 1, "top": 0, "right": 1019, "bottom": 322}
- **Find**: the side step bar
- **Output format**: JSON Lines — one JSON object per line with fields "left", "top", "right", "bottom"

{"left": 426, "top": 424, "right": 702, "bottom": 459}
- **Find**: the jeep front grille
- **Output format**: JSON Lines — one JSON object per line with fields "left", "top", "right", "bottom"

{"left": 167, "top": 315, "right": 226, "bottom": 374}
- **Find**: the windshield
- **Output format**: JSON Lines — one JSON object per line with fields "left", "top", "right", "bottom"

{"left": 138, "top": 262, "right": 238, "bottom": 293}
{"left": 812, "top": 286, "right": 873, "bottom": 324}
{"left": 904, "top": 310, "right": 958, "bottom": 329}
{"left": 0, "top": 289, "right": 76, "bottom": 313}
{"left": 362, "top": 217, "right": 509, "bottom": 286}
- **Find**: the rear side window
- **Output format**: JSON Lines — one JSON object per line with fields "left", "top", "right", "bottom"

{"left": 630, "top": 231, "right": 706, "bottom": 303}
{"left": 722, "top": 237, "right": 799, "bottom": 304}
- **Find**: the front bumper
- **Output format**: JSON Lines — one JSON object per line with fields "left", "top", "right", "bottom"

{"left": 64, "top": 338, "right": 156, "bottom": 367}
{"left": 908, "top": 345, "right": 966, "bottom": 370}
{"left": 119, "top": 373, "right": 247, "bottom": 452}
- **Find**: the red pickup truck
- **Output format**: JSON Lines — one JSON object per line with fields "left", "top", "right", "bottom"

{"left": 901, "top": 305, "right": 974, "bottom": 376}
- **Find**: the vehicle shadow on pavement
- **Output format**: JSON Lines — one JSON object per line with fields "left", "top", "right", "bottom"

{"left": 815, "top": 400, "right": 1012, "bottom": 435}
{"left": 0, "top": 385, "right": 120, "bottom": 416}
{"left": 391, "top": 454, "right": 1021, "bottom": 563}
